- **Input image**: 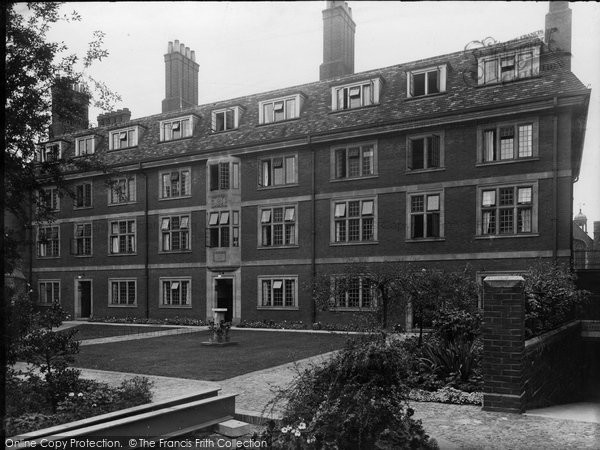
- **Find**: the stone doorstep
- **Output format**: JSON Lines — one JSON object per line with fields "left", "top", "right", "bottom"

{"left": 215, "top": 419, "right": 252, "bottom": 438}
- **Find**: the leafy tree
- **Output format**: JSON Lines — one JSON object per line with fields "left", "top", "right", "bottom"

{"left": 4, "top": 2, "right": 120, "bottom": 273}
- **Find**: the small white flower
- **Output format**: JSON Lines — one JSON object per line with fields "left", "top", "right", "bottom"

{"left": 298, "top": 422, "right": 306, "bottom": 430}
{"left": 77, "top": 393, "right": 83, "bottom": 397}
{"left": 92, "top": 403, "right": 97, "bottom": 407}
{"left": 294, "top": 430, "right": 301, "bottom": 437}
{"left": 281, "top": 427, "right": 289, "bottom": 433}
{"left": 68, "top": 392, "right": 75, "bottom": 397}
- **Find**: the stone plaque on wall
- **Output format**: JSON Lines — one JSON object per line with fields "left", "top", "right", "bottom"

{"left": 211, "top": 195, "right": 228, "bottom": 208}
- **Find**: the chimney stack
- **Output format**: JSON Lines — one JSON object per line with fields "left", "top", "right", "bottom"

{"left": 97, "top": 108, "right": 132, "bottom": 127}
{"left": 319, "top": 1, "right": 356, "bottom": 81}
{"left": 594, "top": 222, "right": 600, "bottom": 248}
{"left": 545, "top": 1, "right": 572, "bottom": 71}
{"left": 50, "top": 78, "right": 90, "bottom": 138}
{"left": 162, "top": 40, "right": 199, "bottom": 113}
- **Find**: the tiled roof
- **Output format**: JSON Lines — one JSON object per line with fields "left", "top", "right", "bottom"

{"left": 60, "top": 37, "right": 590, "bottom": 166}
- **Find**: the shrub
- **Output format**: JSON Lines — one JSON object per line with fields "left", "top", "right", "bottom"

{"left": 431, "top": 308, "right": 481, "bottom": 344}
{"left": 263, "top": 336, "right": 438, "bottom": 449}
{"left": 524, "top": 262, "right": 590, "bottom": 338}
{"left": 418, "top": 337, "right": 481, "bottom": 383}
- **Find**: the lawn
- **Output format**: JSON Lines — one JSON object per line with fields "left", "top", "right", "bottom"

{"left": 66, "top": 324, "right": 181, "bottom": 340}
{"left": 74, "top": 330, "right": 352, "bottom": 381}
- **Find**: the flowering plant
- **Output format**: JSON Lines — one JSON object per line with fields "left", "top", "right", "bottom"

{"left": 208, "top": 320, "right": 231, "bottom": 343}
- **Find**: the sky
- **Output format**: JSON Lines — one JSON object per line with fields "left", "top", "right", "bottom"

{"left": 18, "top": 1, "right": 600, "bottom": 228}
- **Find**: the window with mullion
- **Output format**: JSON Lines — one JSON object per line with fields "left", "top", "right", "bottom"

{"left": 481, "top": 122, "right": 535, "bottom": 163}
{"left": 37, "top": 226, "right": 60, "bottom": 257}
{"left": 160, "top": 168, "right": 191, "bottom": 198}
{"left": 109, "top": 220, "right": 136, "bottom": 254}
{"left": 110, "top": 280, "right": 136, "bottom": 305}
{"left": 74, "top": 223, "right": 92, "bottom": 255}
{"left": 210, "top": 162, "right": 233, "bottom": 191}
{"left": 161, "top": 279, "right": 191, "bottom": 307}
{"left": 260, "top": 206, "right": 296, "bottom": 247}
{"left": 259, "top": 277, "right": 297, "bottom": 308}
{"left": 110, "top": 128, "right": 137, "bottom": 150}
{"left": 407, "top": 134, "right": 442, "bottom": 171}
{"left": 332, "top": 276, "right": 375, "bottom": 309}
{"left": 76, "top": 137, "right": 95, "bottom": 156}
{"left": 333, "top": 199, "right": 375, "bottom": 243}
{"left": 38, "top": 281, "right": 60, "bottom": 304}
{"left": 207, "top": 211, "right": 237, "bottom": 248}
{"left": 109, "top": 177, "right": 136, "bottom": 204}
{"left": 161, "top": 215, "right": 190, "bottom": 252}
{"left": 161, "top": 118, "right": 192, "bottom": 142}
{"left": 74, "top": 183, "right": 92, "bottom": 208}
{"left": 39, "top": 187, "right": 60, "bottom": 212}
{"left": 480, "top": 186, "right": 533, "bottom": 235}
{"left": 333, "top": 143, "right": 376, "bottom": 180}
{"left": 409, "top": 193, "right": 441, "bottom": 239}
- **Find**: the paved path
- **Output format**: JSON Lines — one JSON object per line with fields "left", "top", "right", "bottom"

{"left": 15, "top": 322, "right": 600, "bottom": 449}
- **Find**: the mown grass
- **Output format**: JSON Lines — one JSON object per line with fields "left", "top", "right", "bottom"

{"left": 74, "top": 330, "right": 352, "bottom": 381}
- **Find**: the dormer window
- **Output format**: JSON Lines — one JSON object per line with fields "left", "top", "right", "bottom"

{"left": 109, "top": 126, "right": 139, "bottom": 150}
{"left": 38, "top": 142, "right": 64, "bottom": 162}
{"left": 478, "top": 46, "right": 540, "bottom": 85}
{"left": 259, "top": 94, "right": 303, "bottom": 124}
{"left": 75, "top": 136, "right": 95, "bottom": 156}
{"left": 332, "top": 78, "right": 381, "bottom": 111}
{"left": 407, "top": 65, "right": 447, "bottom": 98}
{"left": 160, "top": 116, "right": 194, "bottom": 142}
{"left": 211, "top": 107, "right": 240, "bottom": 132}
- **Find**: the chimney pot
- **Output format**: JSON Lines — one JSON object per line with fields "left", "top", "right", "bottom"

{"left": 174, "top": 39, "right": 180, "bottom": 51}
{"left": 168, "top": 41, "right": 173, "bottom": 53}
{"left": 180, "top": 43, "right": 185, "bottom": 54}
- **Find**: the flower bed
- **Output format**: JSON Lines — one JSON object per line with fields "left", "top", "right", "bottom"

{"left": 4, "top": 371, "right": 153, "bottom": 436}
{"left": 89, "top": 316, "right": 207, "bottom": 326}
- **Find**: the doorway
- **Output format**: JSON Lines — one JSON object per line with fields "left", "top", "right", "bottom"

{"left": 215, "top": 278, "right": 233, "bottom": 322}
{"left": 76, "top": 280, "right": 92, "bottom": 319}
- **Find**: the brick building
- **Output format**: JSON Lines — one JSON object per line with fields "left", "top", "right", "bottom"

{"left": 31, "top": 1, "right": 590, "bottom": 328}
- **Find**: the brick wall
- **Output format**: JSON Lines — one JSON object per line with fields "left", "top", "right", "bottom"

{"left": 482, "top": 276, "right": 526, "bottom": 413}
{"left": 524, "top": 320, "right": 587, "bottom": 409}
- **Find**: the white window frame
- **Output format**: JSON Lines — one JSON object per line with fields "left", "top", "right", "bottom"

{"left": 259, "top": 204, "right": 298, "bottom": 248}
{"left": 159, "top": 167, "right": 191, "bottom": 199}
{"left": 478, "top": 46, "right": 540, "bottom": 85}
{"left": 331, "top": 78, "right": 381, "bottom": 111}
{"left": 476, "top": 182, "right": 538, "bottom": 237}
{"left": 75, "top": 136, "right": 96, "bottom": 156}
{"left": 108, "top": 219, "right": 136, "bottom": 255}
{"left": 330, "top": 142, "right": 377, "bottom": 180}
{"left": 257, "top": 276, "right": 299, "bottom": 309}
{"left": 407, "top": 65, "right": 447, "bottom": 98}
{"left": 211, "top": 107, "right": 240, "bottom": 133}
{"left": 406, "top": 131, "right": 445, "bottom": 171}
{"left": 330, "top": 275, "right": 377, "bottom": 310}
{"left": 477, "top": 118, "right": 539, "bottom": 164}
{"left": 160, "top": 277, "right": 192, "bottom": 308}
{"left": 109, "top": 126, "right": 139, "bottom": 150}
{"left": 258, "top": 154, "right": 298, "bottom": 187}
{"left": 73, "top": 182, "right": 93, "bottom": 209}
{"left": 160, "top": 214, "right": 191, "bottom": 252}
{"left": 108, "top": 176, "right": 136, "bottom": 205}
{"left": 259, "top": 94, "right": 303, "bottom": 124}
{"left": 406, "top": 190, "right": 445, "bottom": 241}
{"left": 159, "top": 115, "right": 195, "bottom": 142}
{"left": 38, "top": 280, "right": 60, "bottom": 305}
{"left": 73, "top": 222, "right": 93, "bottom": 256}
{"left": 331, "top": 197, "right": 377, "bottom": 244}
{"left": 108, "top": 279, "right": 137, "bottom": 307}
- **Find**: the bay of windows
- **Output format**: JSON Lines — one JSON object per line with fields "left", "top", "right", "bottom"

{"left": 40, "top": 187, "right": 60, "bottom": 211}
{"left": 207, "top": 210, "right": 239, "bottom": 248}
{"left": 478, "top": 47, "right": 539, "bottom": 85}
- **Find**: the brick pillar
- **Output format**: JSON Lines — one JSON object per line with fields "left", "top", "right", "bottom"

{"left": 482, "top": 276, "right": 525, "bottom": 413}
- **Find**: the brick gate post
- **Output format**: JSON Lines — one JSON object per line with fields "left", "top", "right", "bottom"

{"left": 482, "top": 276, "right": 526, "bottom": 413}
